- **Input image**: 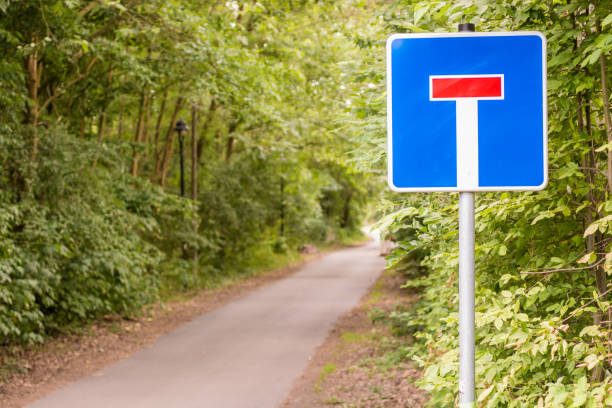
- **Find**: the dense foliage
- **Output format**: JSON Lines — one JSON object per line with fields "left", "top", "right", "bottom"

{"left": 0, "top": 1, "right": 375, "bottom": 344}
{"left": 357, "top": 0, "right": 612, "bottom": 406}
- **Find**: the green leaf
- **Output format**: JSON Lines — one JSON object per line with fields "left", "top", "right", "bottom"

{"left": 584, "top": 354, "right": 600, "bottom": 370}
{"left": 558, "top": 204, "right": 571, "bottom": 217}
{"left": 577, "top": 252, "right": 596, "bottom": 264}
{"left": 515, "top": 313, "right": 529, "bottom": 322}
{"left": 571, "top": 389, "right": 587, "bottom": 407}
{"left": 584, "top": 215, "right": 612, "bottom": 237}
{"left": 581, "top": 48, "right": 602, "bottom": 67}
{"left": 413, "top": 4, "right": 429, "bottom": 25}
{"left": 478, "top": 384, "right": 494, "bottom": 402}
{"left": 547, "top": 79, "right": 562, "bottom": 90}
{"left": 531, "top": 210, "right": 556, "bottom": 225}
{"left": 550, "top": 383, "right": 569, "bottom": 405}
{"left": 584, "top": 222, "right": 600, "bottom": 237}
{"left": 595, "top": 141, "right": 612, "bottom": 152}
{"left": 549, "top": 52, "right": 572, "bottom": 68}
{"left": 579, "top": 325, "right": 600, "bottom": 337}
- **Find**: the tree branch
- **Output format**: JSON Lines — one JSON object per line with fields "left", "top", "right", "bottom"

{"left": 561, "top": 285, "right": 612, "bottom": 324}
{"left": 520, "top": 257, "right": 605, "bottom": 275}
{"left": 38, "top": 56, "right": 99, "bottom": 114}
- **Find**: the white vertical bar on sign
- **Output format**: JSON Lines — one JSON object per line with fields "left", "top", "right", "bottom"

{"left": 456, "top": 99, "right": 479, "bottom": 190}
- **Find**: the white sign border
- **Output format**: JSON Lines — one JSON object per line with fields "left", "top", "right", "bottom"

{"left": 386, "top": 31, "right": 548, "bottom": 193}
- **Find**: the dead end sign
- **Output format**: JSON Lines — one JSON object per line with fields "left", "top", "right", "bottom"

{"left": 386, "top": 32, "right": 547, "bottom": 192}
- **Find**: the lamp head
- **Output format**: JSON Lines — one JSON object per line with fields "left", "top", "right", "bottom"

{"left": 174, "top": 119, "right": 188, "bottom": 132}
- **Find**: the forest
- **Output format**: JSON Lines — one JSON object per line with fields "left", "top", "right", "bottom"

{"left": 0, "top": 0, "right": 375, "bottom": 345}
{"left": 2, "top": 0, "right": 612, "bottom": 407}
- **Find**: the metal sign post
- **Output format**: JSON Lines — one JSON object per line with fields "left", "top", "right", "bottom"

{"left": 457, "top": 21, "right": 476, "bottom": 408}
{"left": 458, "top": 193, "right": 475, "bottom": 407}
{"left": 458, "top": 191, "right": 475, "bottom": 406}
{"left": 386, "top": 23, "right": 547, "bottom": 407}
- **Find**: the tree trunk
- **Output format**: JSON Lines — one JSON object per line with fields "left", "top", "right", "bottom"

{"left": 225, "top": 136, "right": 234, "bottom": 162}
{"left": 280, "top": 176, "right": 285, "bottom": 237}
{"left": 79, "top": 120, "right": 86, "bottom": 139}
{"left": 580, "top": 95, "right": 606, "bottom": 382}
{"left": 92, "top": 110, "right": 107, "bottom": 168}
{"left": 92, "top": 68, "right": 114, "bottom": 167}
{"left": 224, "top": 120, "right": 240, "bottom": 162}
{"left": 143, "top": 92, "right": 151, "bottom": 159}
{"left": 118, "top": 96, "right": 124, "bottom": 140}
{"left": 25, "top": 41, "right": 41, "bottom": 161}
{"left": 131, "top": 89, "right": 148, "bottom": 176}
{"left": 98, "top": 109, "right": 107, "bottom": 141}
{"left": 191, "top": 104, "right": 198, "bottom": 272}
{"left": 196, "top": 98, "right": 216, "bottom": 163}
{"left": 97, "top": 67, "right": 114, "bottom": 143}
{"left": 191, "top": 105, "right": 198, "bottom": 201}
{"left": 216, "top": 130, "right": 223, "bottom": 157}
{"left": 25, "top": 51, "right": 40, "bottom": 127}
{"left": 159, "top": 97, "right": 184, "bottom": 186}
{"left": 601, "top": 49, "right": 612, "bottom": 194}
{"left": 598, "top": 30, "right": 612, "bottom": 375}
{"left": 341, "top": 190, "right": 352, "bottom": 229}
{"left": 153, "top": 88, "right": 169, "bottom": 176}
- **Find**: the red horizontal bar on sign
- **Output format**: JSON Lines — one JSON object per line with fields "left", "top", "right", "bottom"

{"left": 431, "top": 76, "right": 502, "bottom": 99}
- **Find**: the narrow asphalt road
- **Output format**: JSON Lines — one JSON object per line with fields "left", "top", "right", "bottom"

{"left": 29, "top": 240, "right": 384, "bottom": 408}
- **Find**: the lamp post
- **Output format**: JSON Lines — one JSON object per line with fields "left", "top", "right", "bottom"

{"left": 279, "top": 154, "right": 286, "bottom": 238}
{"left": 174, "top": 119, "right": 188, "bottom": 197}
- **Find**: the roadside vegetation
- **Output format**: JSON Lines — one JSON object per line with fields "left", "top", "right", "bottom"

{"left": 360, "top": 1, "right": 612, "bottom": 407}
{"left": 0, "top": 1, "right": 376, "bottom": 345}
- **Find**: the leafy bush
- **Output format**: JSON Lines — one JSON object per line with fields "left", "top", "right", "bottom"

{"left": 0, "top": 127, "right": 191, "bottom": 343}
{"left": 353, "top": 0, "right": 612, "bottom": 406}
{"left": 385, "top": 195, "right": 612, "bottom": 407}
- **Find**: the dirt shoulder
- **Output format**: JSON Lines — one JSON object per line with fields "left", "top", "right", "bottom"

{"left": 281, "top": 267, "right": 427, "bottom": 408}
{"left": 0, "top": 249, "right": 330, "bottom": 408}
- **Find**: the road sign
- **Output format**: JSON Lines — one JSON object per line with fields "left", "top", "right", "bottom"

{"left": 386, "top": 27, "right": 548, "bottom": 408}
{"left": 386, "top": 32, "right": 547, "bottom": 192}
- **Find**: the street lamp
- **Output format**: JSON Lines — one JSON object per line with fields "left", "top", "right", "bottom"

{"left": 280, "top": 154, "right": 286, "bottom": 238}
{"left": 174, "top": 119, "right": 189, "bottom": 197}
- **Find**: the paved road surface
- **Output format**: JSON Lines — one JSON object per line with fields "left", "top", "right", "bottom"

{"left": 29, "top": 241, "right": 384, "bottom": 408}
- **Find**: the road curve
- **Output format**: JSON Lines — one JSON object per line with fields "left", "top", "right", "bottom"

{"left": 29, "top": 240, "right": 384, "bottom": 408}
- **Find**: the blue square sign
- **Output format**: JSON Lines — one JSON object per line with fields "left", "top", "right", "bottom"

{"left": 387, "top": 32, "right": 547, "bottom": 192}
